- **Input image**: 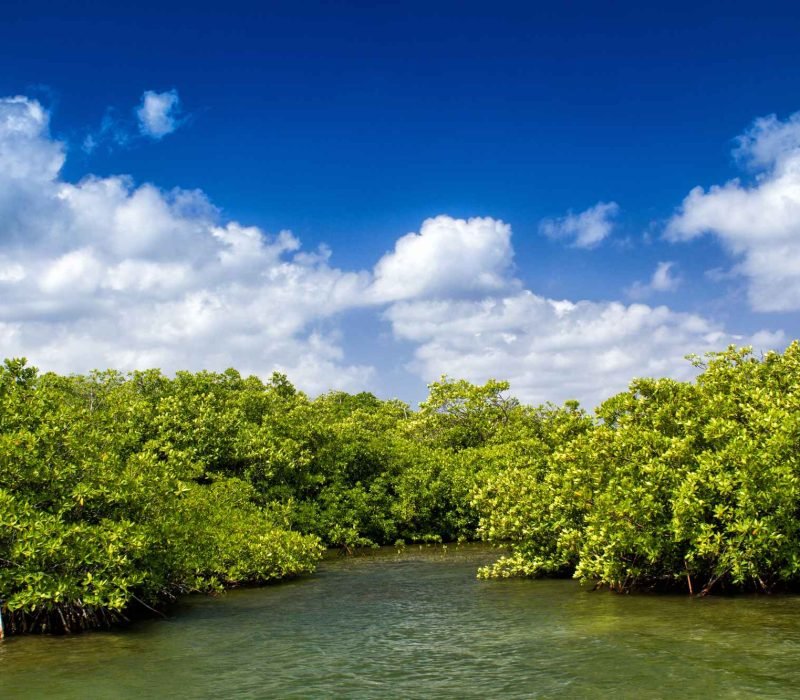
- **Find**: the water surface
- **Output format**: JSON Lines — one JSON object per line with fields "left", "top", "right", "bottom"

{"left": 3, "top": 544, "right": 800, "bottom": 698}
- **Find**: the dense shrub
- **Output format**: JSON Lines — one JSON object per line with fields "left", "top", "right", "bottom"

{"left": 477, "top": 344, "right": 800, "bottom": 594}
{"left": 3, "top": 342, "right": 800, "bottom": 635}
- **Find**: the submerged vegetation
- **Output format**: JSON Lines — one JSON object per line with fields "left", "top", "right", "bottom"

{"left": 2, "top": 342, "right": 800, "bottom": 634}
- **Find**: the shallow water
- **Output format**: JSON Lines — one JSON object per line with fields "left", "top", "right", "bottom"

{"left": 3, "top": 544, "right": 800, "bottom": 698}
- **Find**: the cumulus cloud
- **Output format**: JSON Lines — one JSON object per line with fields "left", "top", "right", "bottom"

{"left": 371, "top": 215, "right": 515, "bottom": 302}
{"left": 539, "top": 201, "right": 619, "bottom": 249}
{"left": 733, "top": 111, "right": 800, "bottom": 170}
{"left": 0, "top": 96, "right": 64, "bottom": 182}
{"left": 667, "top": 109, "right": 800, "bottom": 312}
{"left": 0, "top": 96, "right": 372, "bottom": 393}
{"left": 0, "top": 95, "right": 783, "bottom": 406}
{"left": 385, "top": 293, "right": 781, "bottom": 408}
{"left": 627, "top": 261, "right": 681, "bottom": 299}
{"left": 136, "top": 89, "right": 182, "bottom": 139}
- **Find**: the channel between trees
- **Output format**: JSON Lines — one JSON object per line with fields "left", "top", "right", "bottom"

{"left": 2, "top": 343, "right": 800, "bottom": 635}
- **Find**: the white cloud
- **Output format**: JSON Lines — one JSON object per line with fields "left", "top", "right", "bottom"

{"left": 136, "top": 89, "right": 182, "bottom": 139}
{"left": 539, "top": 201, "right": 619, "bottom": 249}
{"left": 627, "top": 261, "right": 681, "bottom": 299}
{"left": 85, "top": 92, "right": 182, "bottom": 154}
{"left": 650, "top": 261, "right": 680, "bottom": 292}
{"left": 733, "top": 111, "right": 800, "bottom": 170}
{"left": 667, "top": 109, "right": 800, "bottom": 312}
{"left": 0, "top": 96, "right": 65, "bottom": 182}
{"left": 0, "top": 95, "right": 784, "bottom": 407}
{"left": 385, "top": 292, "right": 782, "bottom": 408}
{"left": 371, "top": 215, "right": 515, "bottom": 302}
{"left": 0, "top": 96, "right": 372, "bottom": 393}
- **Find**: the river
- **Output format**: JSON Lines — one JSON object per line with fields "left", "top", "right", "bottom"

{"left": 2, "top": 544, "right": 800, "bottom": 698}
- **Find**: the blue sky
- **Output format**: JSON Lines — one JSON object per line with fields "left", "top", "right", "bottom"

{"left": 1, "top": 1, "right": 799, "bottom": 407}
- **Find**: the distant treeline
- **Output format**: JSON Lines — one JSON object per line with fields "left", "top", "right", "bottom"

{"left": 2, "top": 343, "right": 800, "bottom": 634}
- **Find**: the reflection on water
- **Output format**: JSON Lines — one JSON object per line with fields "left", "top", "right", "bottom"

{"left": 3, "top": 544, "right": 800, "bottom": 698}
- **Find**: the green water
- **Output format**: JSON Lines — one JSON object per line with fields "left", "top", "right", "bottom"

{"left": 3, "top": 545, "right": 800, "bottom": 698}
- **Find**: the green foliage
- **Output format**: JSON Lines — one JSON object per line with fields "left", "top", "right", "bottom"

{"left": 4, "top": 342, "right": 800, "bottom": 636}
{"left": 477, "top": 343, "right": 800, "bottom": 594}
{"left": 412, "top": 376, "right": 520, "bottom": 449}
{"left": 473, "top": 403, "right": 595, "bottom": 578}
{"left": 0, "top": 361, "right": 320, "bottom": 635}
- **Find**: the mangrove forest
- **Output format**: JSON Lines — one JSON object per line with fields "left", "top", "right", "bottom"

{"left": 2, "top": 342, "right": 800, "bottom": 636}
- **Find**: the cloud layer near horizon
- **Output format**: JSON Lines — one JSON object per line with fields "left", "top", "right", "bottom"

{"left": 0, "top": 95, "right": 786, "bottom": 407}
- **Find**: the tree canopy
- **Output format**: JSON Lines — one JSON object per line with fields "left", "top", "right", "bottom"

{"left": 3, "top": 343, "right": 800, "bottom": 635}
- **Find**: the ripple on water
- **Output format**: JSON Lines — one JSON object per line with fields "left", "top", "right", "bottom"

{"left": 4, "top": 544, "right": 800, "bottom": 699}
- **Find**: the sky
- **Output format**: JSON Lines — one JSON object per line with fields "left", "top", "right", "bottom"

{"left": 1, "top": 0, "right": 800, "bottom": 408}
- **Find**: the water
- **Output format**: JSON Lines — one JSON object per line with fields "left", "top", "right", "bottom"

{"left": 3, "top": 544, "right": 800, "bottom": 698}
